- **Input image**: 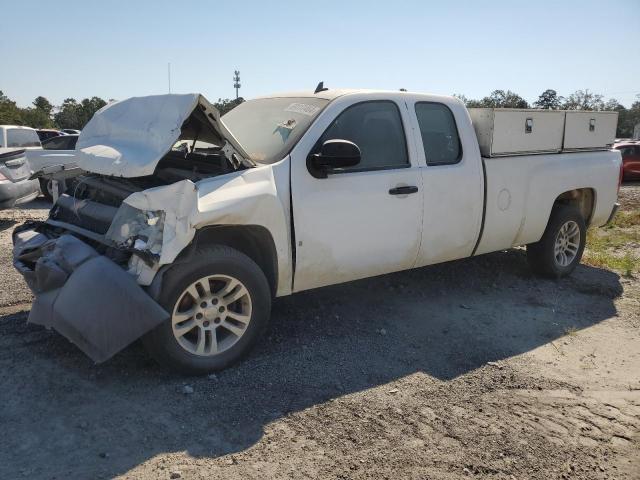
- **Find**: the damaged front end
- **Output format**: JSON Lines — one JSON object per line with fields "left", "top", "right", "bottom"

{"left": 13, "top": 225, "right": 169, "bottom": 362}
{"left": 11, "top": 93, "right": 249, "bottom": 363}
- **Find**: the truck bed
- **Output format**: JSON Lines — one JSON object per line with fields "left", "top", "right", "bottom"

{"left": 475, "top": 149, "right": 621, "bottom": 255}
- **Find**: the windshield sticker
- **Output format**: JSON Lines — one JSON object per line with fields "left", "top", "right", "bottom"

{"left": 284, "top": 103, "right": 321, "bottom": 116}
{"left": 274, "top": 119, "right": 297, "bottom": 142}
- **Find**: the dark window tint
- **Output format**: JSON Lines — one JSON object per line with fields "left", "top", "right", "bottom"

{"left": 43, "top": 137, "right": 64, "bottom": 149}
{"left": 7, "top": 128, "right": 41, "bottom": 148}
{"left": 318, "top": 101, "right": 408, "bottom": 171}
{"left": 619, "top": 146, "right": 636, "bottom": 157}
{"left": 415, "top": 103, "right": 461, "bottom": 166}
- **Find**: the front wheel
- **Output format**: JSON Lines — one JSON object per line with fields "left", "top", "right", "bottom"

{"left": 143, "top": 245, "right": 272, "bottom": 374}
{"left": 526, "top": 205, "right": 586, "bottom": 278}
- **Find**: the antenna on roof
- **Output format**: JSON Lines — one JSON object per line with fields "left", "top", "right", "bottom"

{"left": 314, "top": 81, "right": 329, "bottom": 94}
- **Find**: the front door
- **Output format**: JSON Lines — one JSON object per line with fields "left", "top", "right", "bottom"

{"left": 290, "top": 99, "right": 423, "bottom": 292}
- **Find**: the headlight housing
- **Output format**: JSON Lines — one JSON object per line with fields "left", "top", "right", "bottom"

{"left": 105, "top": 204, "right": 165, "bottom": 256}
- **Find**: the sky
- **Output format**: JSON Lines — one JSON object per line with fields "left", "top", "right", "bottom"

{"left": 2, "top": 0, "right": 639, "bottom": 108}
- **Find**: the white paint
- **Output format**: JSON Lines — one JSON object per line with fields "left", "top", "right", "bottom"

{"left": 474, "top": 149, "right": 621, "bottom": 255}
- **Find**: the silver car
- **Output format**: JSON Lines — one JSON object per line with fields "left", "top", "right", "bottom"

{"left": 0, "top": 148, "right": 40, "bottom": 209}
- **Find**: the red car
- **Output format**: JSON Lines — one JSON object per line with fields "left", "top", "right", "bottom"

{"left": 615, "top": 142, "right": 640, "bottom": 181}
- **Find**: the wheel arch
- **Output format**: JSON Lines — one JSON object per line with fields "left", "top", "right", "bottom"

{"left": 188, "top": 224, "right": 279, "bottom": 298}
{"left": 551, "top": 187, "right": 596, "bottom": 226}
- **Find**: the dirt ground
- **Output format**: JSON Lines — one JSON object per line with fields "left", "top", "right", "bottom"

{"left": 0, "top": 187, "right": 638, "bottom": 480}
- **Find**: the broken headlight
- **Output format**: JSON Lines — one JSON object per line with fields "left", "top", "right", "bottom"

{"left": 105, "top": 204, "right": 165, "bottom": 256}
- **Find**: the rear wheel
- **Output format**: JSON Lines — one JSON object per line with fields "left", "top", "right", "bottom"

{"left": 142, "top": 245, "right": 271, "bottom": 374}
{"left": 527, "top": 205, "right": 586, "bottom": 278}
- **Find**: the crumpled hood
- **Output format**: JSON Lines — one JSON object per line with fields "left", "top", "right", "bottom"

{"left": 76, "top": 93, "right": 249, "bottom": 178}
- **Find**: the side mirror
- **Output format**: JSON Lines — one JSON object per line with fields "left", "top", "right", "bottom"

{"left": 307, "top": 139, "right": 361, "bottom": 178}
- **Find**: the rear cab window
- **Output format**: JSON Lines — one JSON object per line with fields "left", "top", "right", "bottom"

{"left": 7, "top": 128, "right": 41, "bottom": 148}
{"left": 414, "top": 102, "right": 462, "bottom": 166}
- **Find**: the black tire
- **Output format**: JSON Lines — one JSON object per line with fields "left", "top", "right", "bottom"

{"left": 527, "top": 204, "right": 586, "bottom": 278}
{"left": 142, "top": 245, "right": 272, "bottom": 374}
{"left": 39, "top": 178, "right": 53, "bottom": 202}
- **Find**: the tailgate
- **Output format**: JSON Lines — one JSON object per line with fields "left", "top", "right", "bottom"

{"left": 0, "top": 149, "right": 31, "bottom": 182}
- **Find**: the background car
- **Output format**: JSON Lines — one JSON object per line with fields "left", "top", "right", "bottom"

{"left": 42, "top": 134, "right": 78, "bottom": 150}
{"left": 0, "top": 125, "right": 42, "bottom": 149}
{"left": 614, "top": 142, "right": 640, "bottom": 180}
{"left": 36, "top": 129, "right": 65, "bottom": 142}
{"left": 0, "top": 148, "right": 41, "bottom": 209}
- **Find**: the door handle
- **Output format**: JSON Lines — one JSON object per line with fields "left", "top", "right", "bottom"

{"left": 388, "top": 186, "right": 418, "bottom": 195}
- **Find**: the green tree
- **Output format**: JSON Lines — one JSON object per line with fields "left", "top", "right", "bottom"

{"left": 0, "top": 90, "right": 23, "bottom": 125}
{"left": 452, "top": 94, "right": 483, "bottom": 108}
{"left": 20, "top": 108, "right": 52, "bottom": 128}
{"left": 602, "top": 98, "right": 625, "bottom": 111}
{"left": 33, "top": 96, "right": 53, "bottom": 117}
{"left": 616, "top": 100, "right": 640, "bottom": 138}
{"left": 54, "top": 96, "right": 107, "bottom": 129}
{"left": 480, "top": 90, "right": 529, "bottom": 108}
{"left": 54, "top": 98, "right": 82, "bottom": 129}
{"left": 562, "top": 89, "right": 604, "bottom": 110}
{"left": 79, "top": 97, "right": 107, "bottom": 125}
{"left": 534, "top": 89, "right": 563, "bottom": 109}
{"left": 214, "top": 97, "right": 244, "bottom": 115}
{"left": 17, "top": 95, "right": 56, "bottom": 128}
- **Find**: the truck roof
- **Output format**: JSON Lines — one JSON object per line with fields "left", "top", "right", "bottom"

{"left": 254, "top": 88, "right": 460, "bottom": 104}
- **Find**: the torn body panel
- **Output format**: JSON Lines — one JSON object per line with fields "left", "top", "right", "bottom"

{"left": 13, "top": 226, "right": 169, "bottom": 363}
{"left": 104, "top": 159, "right": 293, "bottom": 295}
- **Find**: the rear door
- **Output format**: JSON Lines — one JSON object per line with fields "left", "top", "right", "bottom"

{"left": 408, "top": 99, "right": 484, "bottom": 267}
{"left": 290, "top": 96, "right": 423, "bottom": 292}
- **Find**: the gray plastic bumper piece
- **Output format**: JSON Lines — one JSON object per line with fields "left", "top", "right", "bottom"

{"left": 13, "top": 228, "right": 169, "bottom": 363}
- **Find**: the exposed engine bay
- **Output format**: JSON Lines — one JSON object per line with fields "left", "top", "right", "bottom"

{"left": 50, "top": 149, "right": 238, "bottom": 236}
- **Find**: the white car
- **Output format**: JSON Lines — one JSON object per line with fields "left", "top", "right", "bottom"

{"left": 0, "top": 126, "right": 42, "bottom": 208}
{"left": 13, "top": 90, "right": 622, "bottom": 373}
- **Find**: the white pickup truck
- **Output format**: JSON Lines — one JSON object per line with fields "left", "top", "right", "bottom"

{"left": 12, "top": 88, "right": 622, "bottom": 373}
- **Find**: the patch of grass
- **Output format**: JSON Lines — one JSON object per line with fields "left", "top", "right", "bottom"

{"left": 608, "top": 210, "right": 640, "bottom": 228}
{"left": 583, "top": 208, "right": 640, "bottom": 277}
{"left": 583, "top": 251, "right": 638, "bottom": 277}
{"left": 564, "top": 326, "right": 579, "bottom": 337}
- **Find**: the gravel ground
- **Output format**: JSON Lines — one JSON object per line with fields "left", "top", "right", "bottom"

{"left": 0, "top": 190, "right": 638, "bottom": 480}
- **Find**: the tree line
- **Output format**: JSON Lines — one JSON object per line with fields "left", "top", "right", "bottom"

{"left": 0, "top": 92, "right": 245, "bottom": 131}
{"left": 1, "top": 88, "right": 638, "bottom": 137}
{"left": 455, "top": 89, "right": 640, "bottom": 138}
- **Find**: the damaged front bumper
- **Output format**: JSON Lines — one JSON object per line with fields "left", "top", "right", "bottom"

{"left": 12, "top": 223, "right": 169, "bottom": 363}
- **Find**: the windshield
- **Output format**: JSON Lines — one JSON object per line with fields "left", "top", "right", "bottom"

{"left": 221, "top": 97, "right": 329, "bottom": 164}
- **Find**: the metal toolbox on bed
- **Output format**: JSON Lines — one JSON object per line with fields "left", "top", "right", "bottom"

{"left": 563, "top": 111, "right": 618, "bottom": 150}
{"left": 468, "top": 108, "right": 566, "bottom": 157}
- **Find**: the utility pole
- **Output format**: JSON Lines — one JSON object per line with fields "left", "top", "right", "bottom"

{"left": 233, "top": 70, "right": 241, "bottom": 100}
{"left": 168, "top": 63, "right": 171, "bottom": 93}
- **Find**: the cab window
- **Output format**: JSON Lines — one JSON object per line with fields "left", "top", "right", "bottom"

{"left": 7, "top": 128, "right": 41, "bottom": 148}
{"left": 317, "top": 101, "right": 409, "bottom": 172}
{"left": 415, "top": 102, "right": 462, "bottom": 166}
